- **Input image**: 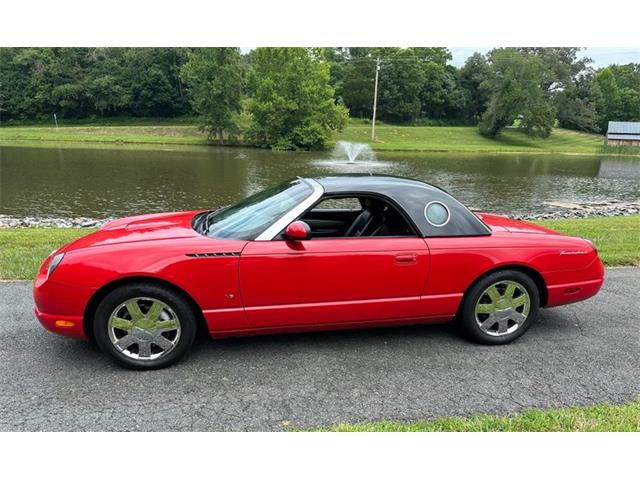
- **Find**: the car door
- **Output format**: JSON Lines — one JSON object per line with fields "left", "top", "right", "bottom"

{"left": 238, "top": 237, "right": 429, "bottom": 329}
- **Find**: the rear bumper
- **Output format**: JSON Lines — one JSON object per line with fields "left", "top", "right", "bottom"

{"left": 546, "top": 277, "right": 604, "bottom": 307}
{"left": 544, "top": 257, "right": 605, "bottom": 308}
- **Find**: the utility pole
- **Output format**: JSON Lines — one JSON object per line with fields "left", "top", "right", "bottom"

{"left": 371, "top": 57, "right": 381, "bottom": 141}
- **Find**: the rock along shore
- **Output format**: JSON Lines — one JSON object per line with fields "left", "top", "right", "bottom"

{"left": 0, "top": 200, "right": 638, "bottom": 228}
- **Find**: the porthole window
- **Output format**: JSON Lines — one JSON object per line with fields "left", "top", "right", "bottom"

{"left": 424, "top": 201, "right": 450, "bottom": 227}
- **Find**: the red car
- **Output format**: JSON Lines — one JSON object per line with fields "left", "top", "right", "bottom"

{"left": 34, "top": 175, "right": 605, "bottom": 369}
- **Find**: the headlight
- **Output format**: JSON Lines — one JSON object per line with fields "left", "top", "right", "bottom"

{"left": 47, "top": 253, "right": 65, "bottom": 278}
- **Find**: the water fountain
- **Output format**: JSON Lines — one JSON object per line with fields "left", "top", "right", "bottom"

{"left": 332, "top": 141, "right": 376, "bottom": 164}
{"left": 312, "top": 141, "right": 384, "bottom": 170}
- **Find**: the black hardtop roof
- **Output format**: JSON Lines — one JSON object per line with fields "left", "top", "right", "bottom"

{"left": 305, "top": 174, "right": 491, "bottom": 237}
{"left": 310, "top": 174, "right": 445, "bottom": 195}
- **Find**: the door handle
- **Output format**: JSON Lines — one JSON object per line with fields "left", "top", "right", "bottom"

{"left": 395, "top": 253, "right": 417, "bottom": 263}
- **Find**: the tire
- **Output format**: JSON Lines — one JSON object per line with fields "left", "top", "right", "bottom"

{"left": 459, "top": 270, "right": 540, "bottom": 345}
{"left": 94, "top": 283, "right": 197, "bottom": 369}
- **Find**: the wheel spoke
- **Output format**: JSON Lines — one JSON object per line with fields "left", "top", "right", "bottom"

{"left": 512, "top": 295, "right": 528, "bottom": 308}
{"left": 151, "top": 333, "right": 175, "bottom": 351}
{"left": 115, "top": 334, "right": 136, "bottom": 350}
{"left": 486, "top": 286, "right": 501, "bottom": 303}
{"left": 111, "top": 316, "right": 134, "bottom": 331}
{"left": 480, "top": 316, "right": 497, "bottom": 332}
{"left": 154, "top": 319, "right": 179, "bottom": 331}
{"left": 497, "top": 318, "right": 509, "bottom": 334}
{"left": 504, "top": 283, "right": 516, "bottom": 300}
{"left": 146, "top": 301, "right": 164, "bottom": 322}
{"left": 137, "top": 340, "right": 151, "bottom": 358}
{"left": 125, "top": 300, "right": 144, "bottom": 321}
{"left": 476, "top": 303, "right": 496, "bottom": 314}
{"left": 509, "top": 311, "right": 527, "bottom": 324}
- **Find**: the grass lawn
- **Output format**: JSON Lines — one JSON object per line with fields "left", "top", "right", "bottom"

{"left": 315, "top": 398, "right": 640, "bottom": 432}
{"left": 336, "top": 123, "right": 606, "bottom": 154}
{"left": 535, "top": 215, "right": 640, "bottom": 267}
{"left": 0, "top": 121, "right": 619, "bottom": 155}
{"left": 0, "top": 228, "right": 96, "bottom": 280}
{"left": 0, "top": 125, "right": 209, "bottom": 146}
{"left": 0, "top": 216, "right": 637, "bottom": 280}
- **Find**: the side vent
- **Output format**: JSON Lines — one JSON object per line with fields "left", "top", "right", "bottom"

{"left": 185, "top": 252, "right": 240, "bottom": 258}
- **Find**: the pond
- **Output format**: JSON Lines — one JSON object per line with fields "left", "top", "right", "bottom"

{"left": 0, "top": 143, "right": 639, "bottom": 219}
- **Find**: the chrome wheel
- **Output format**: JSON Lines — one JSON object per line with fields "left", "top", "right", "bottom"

{"left": 107, "top": 297, "right": 181, "bottom": 361}
{"left": 474, "top": 280, "right": 531, "bottom": 337}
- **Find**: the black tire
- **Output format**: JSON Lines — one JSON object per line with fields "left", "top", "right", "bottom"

{"left": 94, "top": 283, "right": 197, "bottom": 369}
{"left": 459, "top": 270, "right": 540, "bottom": 345}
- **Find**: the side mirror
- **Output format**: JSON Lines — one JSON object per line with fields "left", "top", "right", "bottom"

{"left": 285, "top": 221, "right": 312, "bottom": 241}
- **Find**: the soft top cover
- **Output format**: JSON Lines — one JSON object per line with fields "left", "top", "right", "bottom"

{"left": 312, "top": 174, "right": 491, "bottom": 237}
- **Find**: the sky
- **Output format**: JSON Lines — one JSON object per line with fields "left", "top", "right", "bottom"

{"left": 241, "top": 47, "right": 639, "bottom": 68}
{"left": 449, "top": 47, "right": 640, "bottom": 67}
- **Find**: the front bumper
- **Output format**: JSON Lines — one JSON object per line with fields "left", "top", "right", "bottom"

{"left": 33, "top": 265, "right": 95, "bottom": 340}
{"left": 34, "top": 308, "right": 87, "bottom": 340}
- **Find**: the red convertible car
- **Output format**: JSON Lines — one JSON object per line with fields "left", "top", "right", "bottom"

{"left": 34, "top": 175, "right": 605, "bottom": 369}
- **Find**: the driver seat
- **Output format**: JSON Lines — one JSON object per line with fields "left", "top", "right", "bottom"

{"left": 344, "top": 198, "right": 382, "bottom": 237}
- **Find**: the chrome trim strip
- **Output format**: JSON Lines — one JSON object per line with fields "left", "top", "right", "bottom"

{"left": 255, "top": 178, "right": 324, "bottom": 241}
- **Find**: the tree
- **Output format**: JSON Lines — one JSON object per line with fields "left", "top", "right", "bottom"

{"left": 245, "top": 48, "right": 348, "bottom": 150}
{"left": 340, "top": 50, "right": 376, "bottom": 119}
{"left": 479, "top": 49, "right": 555, "bottom": 138}
{"left": 419, "top": 61, "right": 467, "bottom": 121}
{"left": 376, "top": 48, "right": 425, "bottom": 122}
{"left": 180, "top": 48, "right": 242, "bottom": 143}
{"left": 555, "top": 72, "right": 600, "bottom": 132}
{"left": 594, "top": 64, "right": 640, "bottom": 130}
{"left": 459, "top": 52, "right": 490, "bottom": 121}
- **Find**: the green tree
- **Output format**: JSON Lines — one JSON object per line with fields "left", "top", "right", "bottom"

{"left": 340, "top": 49, "right": 376, "bottom": 119}
{"left": 555, "top": 72, "right": 600, "bottom": 132}
{"left": 246, "top": 48, "right": 348, "bottom": 150}
{"left": 180, "top": 48, "right": 242, "bottom": 143}
{"left": 459, "top": 52, "right": 490, "bottom": 121}
{"left": 419, "top": 61, "right": 467, "bottom": 120}
{"left": 376, "top": 48, "right": 425, "bottom": 122}
{"left": 479, "top": 49, "right": 555, "bottom": 138}
{"left": 594, "top": 64, "right": 640, "bottom": 130}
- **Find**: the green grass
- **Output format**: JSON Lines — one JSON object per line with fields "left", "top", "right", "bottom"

{"left": 0, "top": 228, "right": 96, "bottom": 280}
{"left": 1, "top": 120, "right": 627, "bottom": 155}
{"left": 0, "top": 125, "right": 210, "bottom": 146}
{"left": 535, "top": 215, "right": 640, "bottom": 267}
{"left": 0, "top": 216, "right": 637, "bottom": 280}
{"left": 315, "top": 398, "right": 640, "bottom": 432}
{"left": 336, "top": 122, "right": 608, "bottom": 154}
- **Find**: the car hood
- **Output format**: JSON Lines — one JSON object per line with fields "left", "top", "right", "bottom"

{"left": 59, "top": 211, "right": 204, "bottom": 252}
{"left": 475, "top": 213, "right": 561, "bottom": 235}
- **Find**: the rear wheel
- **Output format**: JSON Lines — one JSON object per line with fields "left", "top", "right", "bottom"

{"left": 94, "top": 283, "right": 197, "bottom": 369}
{"left": 459, "top": 270, "right": 539, "bottom": 345}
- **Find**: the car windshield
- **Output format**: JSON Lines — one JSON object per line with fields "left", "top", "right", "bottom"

{"left": 202, "top": 179, "right": 313, "bottom": 240}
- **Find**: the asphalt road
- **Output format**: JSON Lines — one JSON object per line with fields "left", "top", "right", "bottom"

{"left": 0, "top": 268, "right": 638, "bottom": 431}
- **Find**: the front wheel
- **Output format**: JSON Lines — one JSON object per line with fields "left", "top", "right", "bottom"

{"left": 94, "top": 283, "right": 197, "bottom": 369}
{"left": 459, "top": 270, "right": 540, "bottom": 345}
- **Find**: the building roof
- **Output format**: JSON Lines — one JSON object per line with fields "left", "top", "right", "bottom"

{"left": 607, "top": 121, "right": 640, "bottom": 135}
{"left": 607, "top": 134, "right": 640, "bottom": 141}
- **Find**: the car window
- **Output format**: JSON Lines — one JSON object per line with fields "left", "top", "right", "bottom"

{"left": 205, "top": 179, "right": 313, "bottom": 240}
{"left": 299, "top": 195, "right": 416, "bottom": 238}
{"left": 311, "top": 197, "right": 361, "bottom": 211}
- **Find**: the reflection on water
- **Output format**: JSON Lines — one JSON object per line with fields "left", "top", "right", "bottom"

{"left": 0, "top": 144, "right": 638, "bottom": 218}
